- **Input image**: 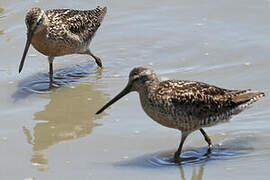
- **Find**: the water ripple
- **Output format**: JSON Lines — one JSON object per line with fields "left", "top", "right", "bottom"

{"left": 116, "top": 137, "right": 254, "bottom": 168}
{"left": 12, "top": 62, "right": 100, "bottom": 100}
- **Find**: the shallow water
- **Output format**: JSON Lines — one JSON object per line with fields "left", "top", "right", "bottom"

{"left": 0, "top": 0, "right": 270, "bottom": 179}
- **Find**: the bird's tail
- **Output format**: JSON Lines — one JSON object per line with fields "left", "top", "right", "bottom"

{"left": 232, "top": 90, "right": 265, "bottom": 110}
{"left": 95, "top": 6, "right": 107, "bottom": 23}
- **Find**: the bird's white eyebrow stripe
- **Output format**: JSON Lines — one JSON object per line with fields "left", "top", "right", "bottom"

{"left": 37, "top": 11, "right": 44, "bottom": 22}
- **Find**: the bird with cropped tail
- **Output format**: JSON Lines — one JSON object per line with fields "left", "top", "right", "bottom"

{"left": 19, "top": 6, "right": 107, "bottom": 84}
{"left": 96, "top": 67, "right": 265, "bottom": 162}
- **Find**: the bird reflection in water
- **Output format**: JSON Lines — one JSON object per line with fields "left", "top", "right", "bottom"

{"left": 0, "top": 7, "right": 5, "bottom": 37}
{"left": 23, "top": 78, "right": 109, "bottom": 171}
{"left": 179, "top": 165, "right": 204, "bottom": 180}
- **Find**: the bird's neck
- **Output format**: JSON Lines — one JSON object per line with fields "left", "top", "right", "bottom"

{"left": 138, "top": 79, "right": 160, "bottom": 120}
{"left": 139, "top": 78, "right": 160, "bottom": 96}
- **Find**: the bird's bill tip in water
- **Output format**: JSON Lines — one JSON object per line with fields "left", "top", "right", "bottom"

{"left": 19, "top": 32, "right": 33, "bottom": 73}
{"left": 96, "top": 85, "right": 131, "bottom": 114}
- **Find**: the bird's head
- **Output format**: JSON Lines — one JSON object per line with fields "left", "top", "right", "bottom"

{"left": 127, "top": 67, "right": 157, "bottom": 91}
{"left": 19, "top": 8, "right": 45, "bottom": 73}
{"left": 25, "top": 7, "right": 45, "bottom": 33}
{"left": 96, "top": 67, "right": 158, "bottom": 114}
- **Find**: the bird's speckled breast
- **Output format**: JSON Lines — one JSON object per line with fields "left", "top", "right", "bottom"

{"left": 139, "top": 92, "right": 179, "bottom": 129}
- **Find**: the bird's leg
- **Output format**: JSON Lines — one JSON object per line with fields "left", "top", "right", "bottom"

{"left": 49, "top": 62, "right": 53, "bottom": 87}
{"left": 199, "top": 128, "right": 213, "bottom": 155}
{"left": 85, "top": 49, "right": 103, "bottom": 68}
{"left": 48, "top": 57, "right": 54, "bottom": 88}
{"left": 174, "top": 132, "right": 189, "bottom": 162}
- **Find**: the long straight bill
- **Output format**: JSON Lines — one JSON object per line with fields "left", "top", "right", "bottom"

{"left": 96, "top": 85, "right": 131, "bottom": 114}
{"left": 19, "top": 32, "right": 33, "bottom": 73}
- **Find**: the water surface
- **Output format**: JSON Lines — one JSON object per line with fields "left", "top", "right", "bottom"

{"left": 0, "top": 0, "right": 269, "bottom": 179}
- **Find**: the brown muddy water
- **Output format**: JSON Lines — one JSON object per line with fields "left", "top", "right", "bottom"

{"left": 0, "top": 0, "right": 270, "bottom": 179}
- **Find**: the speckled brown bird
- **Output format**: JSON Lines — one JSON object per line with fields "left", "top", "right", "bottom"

{"left": 19, "top": 6, "right": 107, "bottom": 82}
{"left": 96, "top": 67, "right": 265, "bottom": 162}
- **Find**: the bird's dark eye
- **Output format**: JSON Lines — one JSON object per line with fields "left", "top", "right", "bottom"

{"left": 37, "top": 19, "right": 42, "bottom": 25}
{"left": 133, "top": 77, "right": 139, "bottom": 82}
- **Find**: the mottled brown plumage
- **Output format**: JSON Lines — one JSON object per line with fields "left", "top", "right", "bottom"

{"left": 96, "top": 67, "right": 265, "bottom": 162}
{"left": 19, "top": 6, "right": 107, "bottom": 84}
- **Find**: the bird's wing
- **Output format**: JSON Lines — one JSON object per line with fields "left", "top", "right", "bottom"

{"left": 155, "top": 80, "right": 259, "bottom": 119}
{"left": 46, "top": 7, "right": 106, "bottom": 42}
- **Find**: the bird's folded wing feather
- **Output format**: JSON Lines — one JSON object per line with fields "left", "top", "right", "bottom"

{"left": 156, "top": 80, "right": 256, "bottom": 118}
{"left": 46, "top": 7, "right": 106, "bottom": 42}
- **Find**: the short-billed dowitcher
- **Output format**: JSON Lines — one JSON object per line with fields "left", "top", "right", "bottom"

{"left": 96, "top": 67, "right": 265, "bottom": 162}
{"left": 19, "top": 6, "right": 107, "bottom": 82}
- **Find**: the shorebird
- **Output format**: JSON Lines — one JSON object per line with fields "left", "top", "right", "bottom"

{"left": 96, "top": 67, "right": 265, "bottom": 162}
{"left": 19, "top": 6, "right": 107, "bottom": 83}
